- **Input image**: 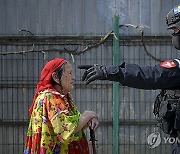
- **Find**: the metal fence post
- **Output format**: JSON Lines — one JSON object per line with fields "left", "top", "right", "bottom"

{"left": 113, "top": 15, "right": 120, "bottom": 154}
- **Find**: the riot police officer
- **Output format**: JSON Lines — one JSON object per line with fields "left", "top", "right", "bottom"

{"left": 78, "top": 4, "right": 180, "bottom": 154}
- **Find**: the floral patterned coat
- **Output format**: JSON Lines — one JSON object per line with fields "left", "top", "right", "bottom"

{"left": 24, "top": 89, "right": 89, "bottom": 154}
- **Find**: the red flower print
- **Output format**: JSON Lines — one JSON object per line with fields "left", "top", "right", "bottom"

{"left": 34, "top": 120, "right": 38, "bottom": 125}
{"left": 55, "top": 106, "right": 61, "bottom": 113}
{"left": 43, "top": 97, "right": 47, "bottom": 103}
{"left": 37, "top": 127, "right": 42, "bottom": 133}
{"left": 57, "top": 134, "right": 62, "bottom": 142}
{"left": 40, "top": 146, "right": 47, "bottom": 154}
{"left": 63, "top": 126, "right": 68, "bottom": 131}
{"left": 53, "top": 94, "right": 58, "bottom": 99}
{"left": 48, "top": 142, "right": 54, "bottom": 149}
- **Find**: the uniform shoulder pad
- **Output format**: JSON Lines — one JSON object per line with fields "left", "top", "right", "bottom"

{"left": 160, "top": 59, "right": 177, "bottom": 68}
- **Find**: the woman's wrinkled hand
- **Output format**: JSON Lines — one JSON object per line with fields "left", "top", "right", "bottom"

{"left": 88, "top": 117, "right": 99, "bottom": 131}
{"left": 76, "top": 110, "right": 98, "bottom": 132}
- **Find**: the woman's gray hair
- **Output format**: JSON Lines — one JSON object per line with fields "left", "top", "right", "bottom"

{"left": 51, "top": 62, "right": 68, "bottom": 86}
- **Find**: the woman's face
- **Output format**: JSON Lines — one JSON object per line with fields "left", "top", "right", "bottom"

{"left": 61, "top": 63, "right": 75, "bottom": 94}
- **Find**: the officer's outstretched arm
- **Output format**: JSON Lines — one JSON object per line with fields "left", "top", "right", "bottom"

{"left": 78, "top": 59, "right": 180, "bottom": 90}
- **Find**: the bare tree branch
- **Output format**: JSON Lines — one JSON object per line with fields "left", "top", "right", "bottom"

{"left": 0, "top": 25, "right": 165, "bottom": 63}
{"left": 0, "top": 29, "right": 113, "bottom": 56}
{"left": 120, "top": 23, "right": 163, "bottom": 62}
{"left": 19, "top": 29, "right": 34, "bottom": 35}
{"left": 140, "top": 30, "right": 163, "bottom": 62}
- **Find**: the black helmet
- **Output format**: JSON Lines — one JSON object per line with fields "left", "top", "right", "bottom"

{"left": 166, "top": 5, "right": 180, "bottom": 30}
{"left": 166, "top": 5, "right": 180, "bottom": 50}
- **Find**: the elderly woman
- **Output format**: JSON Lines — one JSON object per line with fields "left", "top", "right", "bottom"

{"left": 24, "top": 58, "right": 99, "bottom": 154}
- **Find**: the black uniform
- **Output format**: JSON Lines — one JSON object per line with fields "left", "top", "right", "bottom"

{"left": 105, "top": 59, "right": 180, "bottom": 90}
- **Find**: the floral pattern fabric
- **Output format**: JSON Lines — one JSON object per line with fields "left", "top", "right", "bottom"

{"left": 24, "top": 89, "right": 89, "bottom": 154}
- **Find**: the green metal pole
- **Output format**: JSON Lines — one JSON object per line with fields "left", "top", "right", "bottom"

{"left": 113, "top": 15, "right": 120, "bottom": 154}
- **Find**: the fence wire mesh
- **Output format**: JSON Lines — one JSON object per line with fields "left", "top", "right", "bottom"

{"left": 0, "top": 36, "right": 179, "bottom": 154}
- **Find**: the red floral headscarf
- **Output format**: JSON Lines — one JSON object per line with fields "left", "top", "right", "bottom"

{"left": 29, "top": 58, "right": 67, "bottom": 116}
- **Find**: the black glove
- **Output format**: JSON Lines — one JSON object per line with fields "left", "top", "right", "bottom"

{"left": 78, "top": 64, "right": 108, "bottom": 85}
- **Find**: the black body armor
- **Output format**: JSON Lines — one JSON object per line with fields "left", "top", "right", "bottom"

{"left": 154, "top": 90, "right": 180, "bottom": 137}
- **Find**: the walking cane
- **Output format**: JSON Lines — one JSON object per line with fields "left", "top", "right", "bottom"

{"left": 89, "top": 127, "right": 97, "bottom": 154}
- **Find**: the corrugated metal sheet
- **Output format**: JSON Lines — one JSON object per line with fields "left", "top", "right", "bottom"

{"left": 0, "top": 0, "right": 179, "bottom": 35}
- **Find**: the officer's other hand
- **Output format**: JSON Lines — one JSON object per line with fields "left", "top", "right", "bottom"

{"left": 77, "top": 64, "right": 108, "bottom": 85}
